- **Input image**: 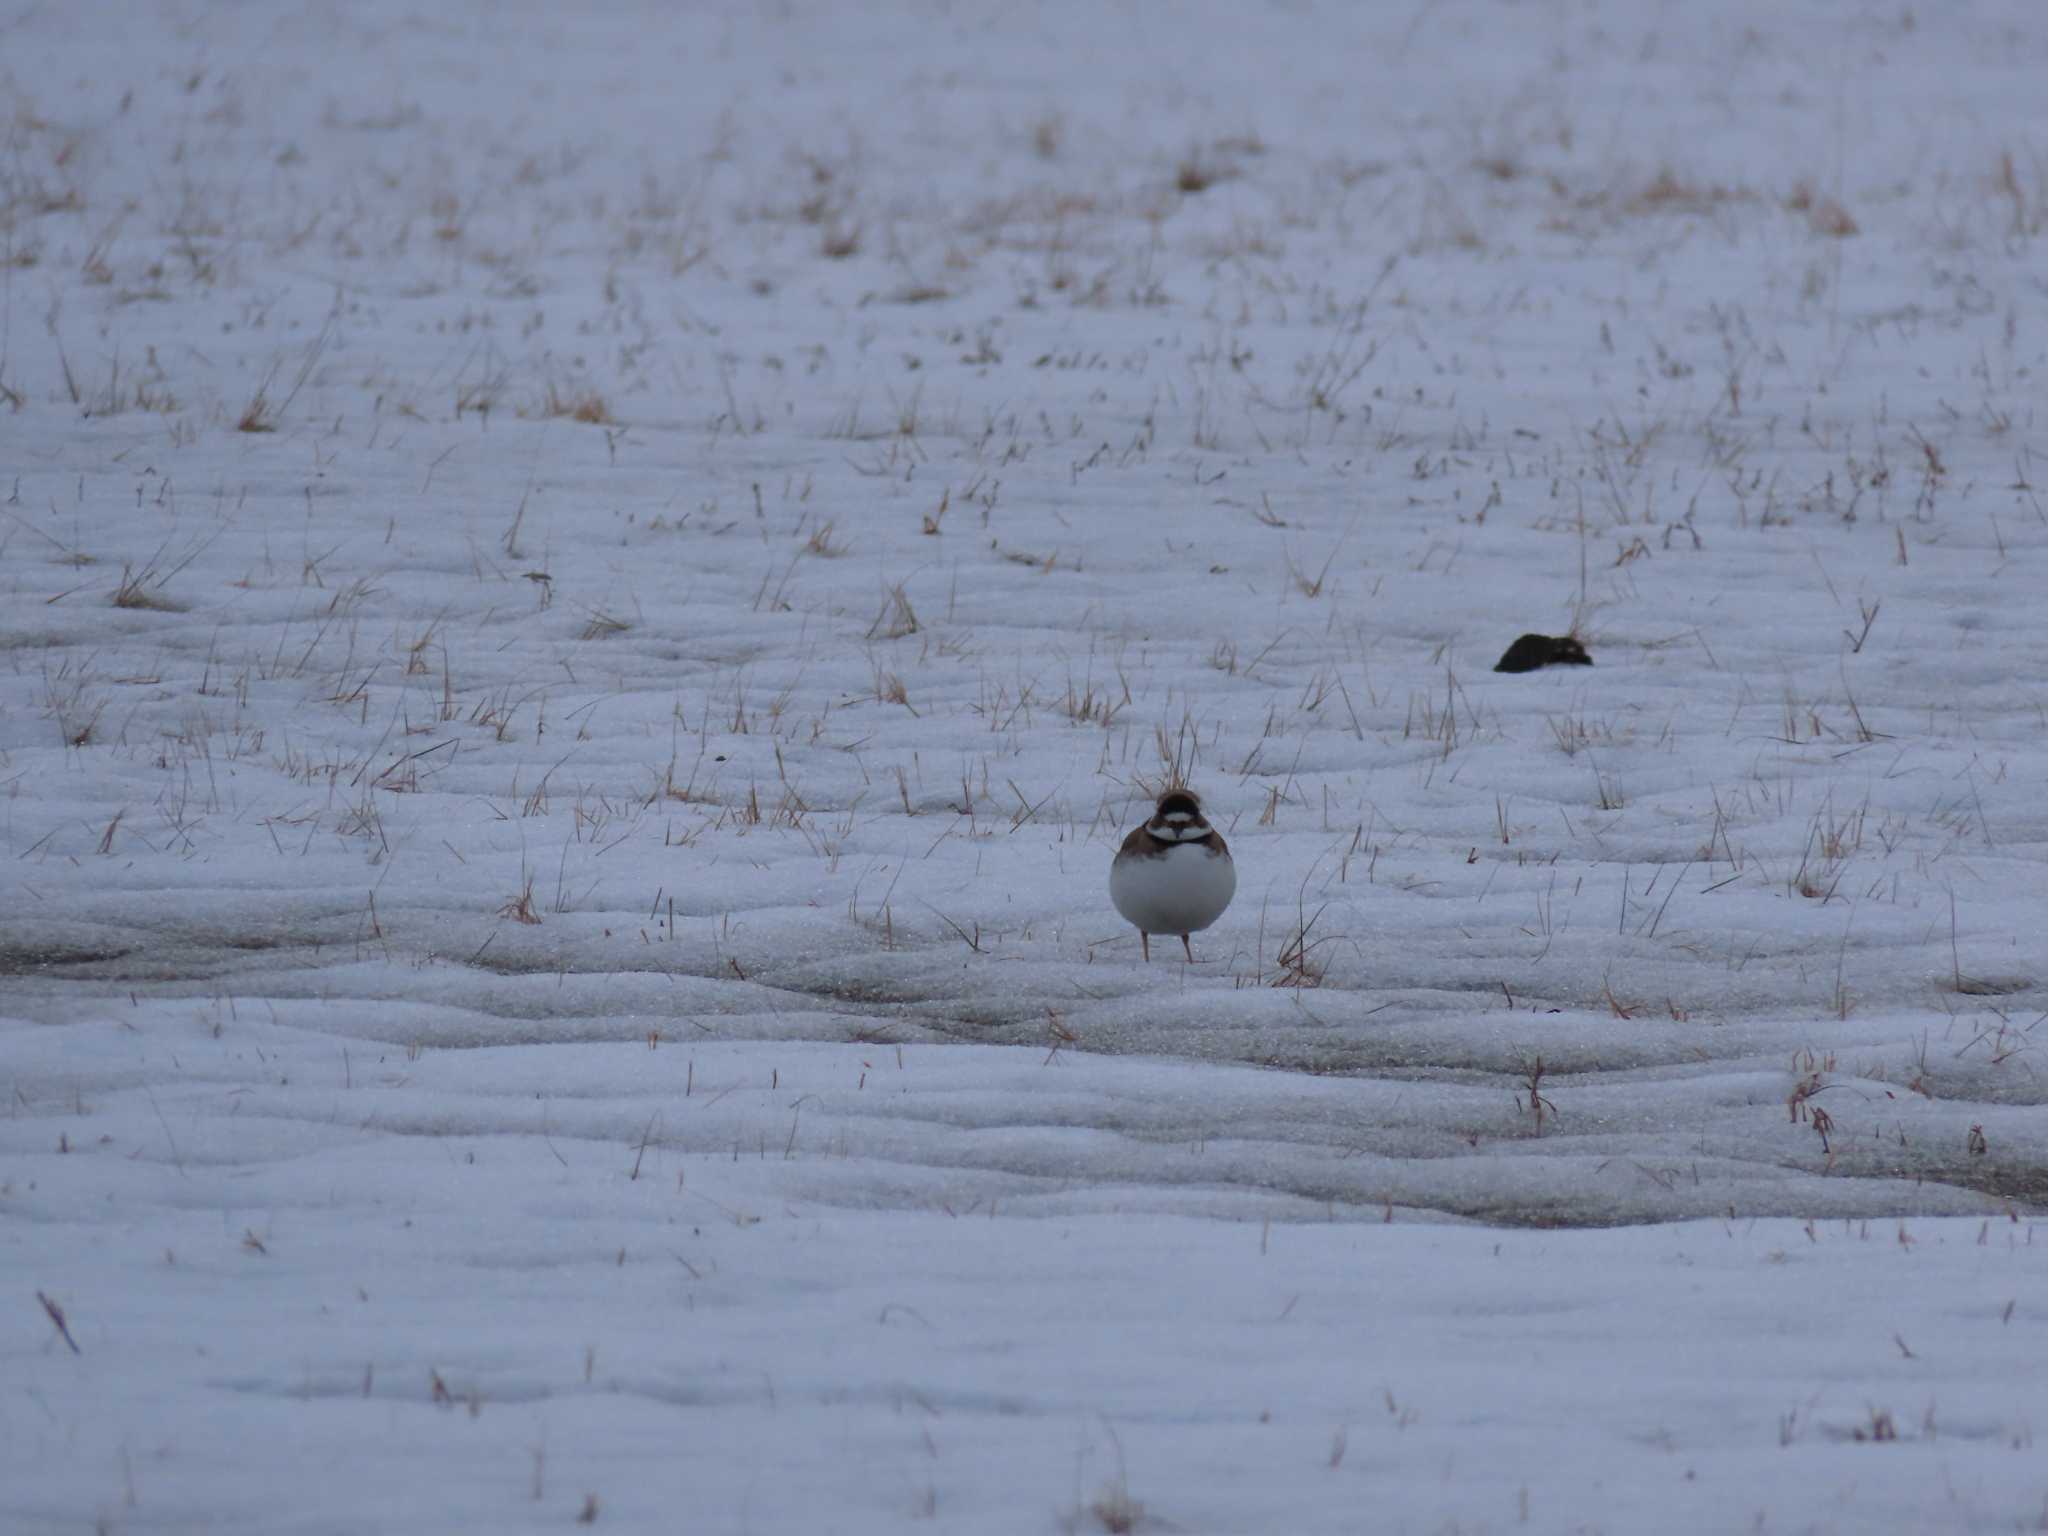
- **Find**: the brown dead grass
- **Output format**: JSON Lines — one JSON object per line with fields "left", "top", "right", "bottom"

{"left": 545, "top": 385, "right": 614, "bottom": 424}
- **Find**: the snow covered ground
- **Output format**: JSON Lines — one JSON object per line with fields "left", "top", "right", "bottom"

{"left": 5, "top": 0, "right": 2048, "bottom": 1529}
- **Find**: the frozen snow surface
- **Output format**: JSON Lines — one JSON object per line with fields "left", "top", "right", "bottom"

{"left": 5, "top": 0, "right": 2048, "bottom": 1529}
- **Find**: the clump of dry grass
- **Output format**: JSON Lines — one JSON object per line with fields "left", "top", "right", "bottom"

{"left": 1176, "top": 132, "right": 1263, "bottom": 196}
{"left": 1271, "top": 903, "right": 1332, "bottom": 988}
{"left": 873, "top": 665, "right": 916, "bottom": 715}
{"left": 1176, "top": 154, "right": 1235, "bottom": 195}
{"left": 819, "top": 220, "right": 862, "bottom": 259}
{"left": 56, "top": 692, "right": 105, "bottom": 748}
{"left": 1060, "top": 672, "right": 1126, "bottom": 728}
{"left": 236, "top": 385, "right": 277, "bottom": 433}
{"left": 1284, "top": 539, "right": 1342, "bottom": 598}
{"left": 1088, "top": 1483, "right": 1143, "bottom": 1535}
{"left": 1784, "top": 181, "right": 1858, "bottom": 237}
{"left": 544, "top": 384, "right": 614, "bottom": 424}
{"left": 866, "top": 581, "right": 919, "bottom": 639}
{"left": 1625, "top": 167, "right": 1755, "bottom": 216}
{"left": 112, "top": 563, "right": 186, "bottom": 612}
{"left": 500, "top": 875, "right": 541, "bottom": 924}
{"left": 1179, "top": 156, "right": 1220, "bottom": 195}
{"left": 1066, "top": 1431, "right": 1146, "bottom": 1535}
{"left": 234, "top": 325, "right": 328, "bottom": 433}
{"left": 1992, "top": 146, "right": 2045, "bottom": 237}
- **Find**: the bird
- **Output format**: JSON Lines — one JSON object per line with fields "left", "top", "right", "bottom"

{"left": 1493, "top": 632, "right": 1592, "bottom": 673}
{"left": 1109, "top": 787, "right": 1236, "bottom": 961}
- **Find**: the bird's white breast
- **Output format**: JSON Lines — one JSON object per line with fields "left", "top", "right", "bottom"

{"left": 1110, "top": 840, "right": 1236, "bottom": 935}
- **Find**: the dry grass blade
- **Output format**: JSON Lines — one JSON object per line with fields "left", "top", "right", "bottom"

{"left": 1272, "top": 902, "right": 1332, "bottom": 988}
{"left": 37, "top": 1291, "right": 82, "bottom": 1354}
{"left": 1517, "top": 1055, "right": 1557, "bottom": 1134}
{"left": 236, "top": 319, "right": 330, "bottom": 433}
{"left": 867, "top": 581, "right": 918, "bottom": 639}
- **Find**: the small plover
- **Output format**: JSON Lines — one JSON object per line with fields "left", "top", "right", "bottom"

{"left": 1110, "top": 788, "right": 1236, "bottom": 961}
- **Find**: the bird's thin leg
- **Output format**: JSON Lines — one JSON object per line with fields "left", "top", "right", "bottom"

{"left": 1140, "top": 931, "right": 1150, "bottom": 963}
{"left": 1180, "top": 933, "right": 1194, "bottom": 962}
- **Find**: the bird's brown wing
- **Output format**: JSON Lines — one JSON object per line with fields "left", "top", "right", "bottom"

{"left": 1117, "top": 825, "right": 1162, "bottom": 860}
